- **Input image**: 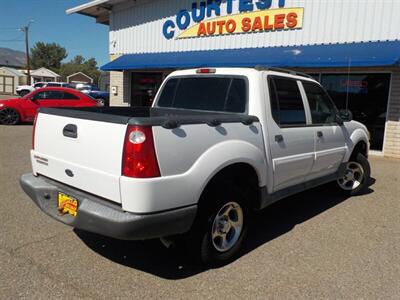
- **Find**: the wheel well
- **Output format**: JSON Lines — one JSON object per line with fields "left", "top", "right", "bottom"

{"left": 350, "top": 141, "right": 368, "bottom": 160}
{"left": 199, "top": 163, "right": 261, "bottom": 210}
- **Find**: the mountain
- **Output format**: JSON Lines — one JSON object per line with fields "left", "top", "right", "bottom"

{"left": 0, "top": 47, "right": 26, "bottom": 68}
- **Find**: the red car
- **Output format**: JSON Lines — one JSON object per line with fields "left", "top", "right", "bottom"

{"left": 0, "top": 87, "right": 100, "bottom": 125}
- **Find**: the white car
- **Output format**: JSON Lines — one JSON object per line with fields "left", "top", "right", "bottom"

{"left": 16, "top": 82, "right": 71, "bottom": 96}
{"left": 16, "top": 82, "right": 46, "bottom": 96}
{"left": 20, "top": 67, "right": 370, "bottom": 265}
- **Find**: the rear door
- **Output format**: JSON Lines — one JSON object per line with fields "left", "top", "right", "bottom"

{"left": 301, "top": 81, "right": 346, "bottom": 179}
{"left": 267, "top": 76, "right": 315, "bottom": 191}
{"left": 20, "top": 90, "right": 62, "bottom": 120}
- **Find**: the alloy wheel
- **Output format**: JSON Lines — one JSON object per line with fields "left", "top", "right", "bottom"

{"left": 211, "top": 201, "right": 244, "bottom": 252}
{"left": 0, "top": 108, "right": 19, "bottom": 125}
{"left": 337, "top": 161, "right": 365, "bottom": 191}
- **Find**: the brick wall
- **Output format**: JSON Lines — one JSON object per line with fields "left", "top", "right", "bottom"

{"left": 384, "top": 70, "right": 400, "bottom": 158}
{"left": 110, "top": 71, "right": 130, "bottom": 107}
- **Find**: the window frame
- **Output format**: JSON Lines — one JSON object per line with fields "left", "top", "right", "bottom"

{"left": 154, "top": 75, "right": 250, "bottom": 114}
{"left": 267, "top": 75, "right": 310, "bottom": 128}
{"left": 299, "top": 80, "right": 341, "bottom": 127}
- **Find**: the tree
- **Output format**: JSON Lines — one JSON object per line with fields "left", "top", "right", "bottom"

{"left": 59, "top": 55, "right": 101, "bottom": 84}
{"left": 71, "top": 55, "right": 85, "bottom": 65}
{"left": 30, "top": 42, "right": 67, "bottom": 71}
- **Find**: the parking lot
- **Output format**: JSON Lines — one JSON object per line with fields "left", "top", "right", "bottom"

{"left": 0, "top": 124, "right": 399, "bottom": 299}
{"left": 0, "top": 94, "right": 13, "bottom": 100}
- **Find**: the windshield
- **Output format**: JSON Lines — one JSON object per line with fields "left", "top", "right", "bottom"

{"left": 156, "top": 76, "right": 247, "bottom": 113}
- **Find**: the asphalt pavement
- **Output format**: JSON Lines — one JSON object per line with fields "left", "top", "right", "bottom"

{"left": 1, "top": 124, "right": 399, "bottom": 299}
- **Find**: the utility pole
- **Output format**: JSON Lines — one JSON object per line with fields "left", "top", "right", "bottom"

{"left": 21, "top": 21, "right": 33, "bottom": 85}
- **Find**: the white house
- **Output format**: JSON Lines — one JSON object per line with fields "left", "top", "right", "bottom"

{"left": 67, "top": 72, "right": 94, "bottom": 84}
{"left": 0, "top": 67, "right": 27, "bottom": 95}
{"left": 30, "top": 67, "right": 61, "bottom": 83}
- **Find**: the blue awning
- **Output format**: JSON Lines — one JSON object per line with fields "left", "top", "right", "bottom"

{"left": 101, "top": 41, "right": 400, "bottom": 71}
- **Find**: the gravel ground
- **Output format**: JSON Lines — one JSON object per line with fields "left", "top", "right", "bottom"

{"left": 0, "top": 124, "right": 399, "bottom": 299}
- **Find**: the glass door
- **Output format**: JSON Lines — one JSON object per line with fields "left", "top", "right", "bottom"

{"left": 320, "top": 73, "right": 391, "bottom": 151}
{"left": 130, "top": 72, "right": 163, "bottom": 107}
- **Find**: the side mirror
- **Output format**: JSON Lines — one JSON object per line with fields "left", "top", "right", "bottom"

{"left": 335, "top": 114, "right": 344, "bottom": 126}
{"left": 338, "top": 109, "right": 353, "bottom": 122}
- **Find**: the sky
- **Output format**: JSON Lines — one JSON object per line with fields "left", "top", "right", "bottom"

{"left": 0, "top": 0, "right": 109, "bottom": 67}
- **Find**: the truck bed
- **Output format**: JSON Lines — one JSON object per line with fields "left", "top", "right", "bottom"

{"left": 39, "top": 107, "right": 259, "bottom": 128}
{"left": 32, "top": 106, "right": 263, "bottom": 212}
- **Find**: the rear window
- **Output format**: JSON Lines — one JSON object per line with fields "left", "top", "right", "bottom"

{"left": 157, "top": 77, "right": 247, "bottom": 113}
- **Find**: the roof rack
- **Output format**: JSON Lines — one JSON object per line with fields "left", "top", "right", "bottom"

{"left": 254, "top": 65, "right": 314, "bottom": 79}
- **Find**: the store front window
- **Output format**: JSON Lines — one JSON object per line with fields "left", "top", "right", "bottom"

{"left": 320, "top": 73, "right": 391, "bottom": 151}
{"left": 131, "top": 72, "right": 163, "bottom": 107}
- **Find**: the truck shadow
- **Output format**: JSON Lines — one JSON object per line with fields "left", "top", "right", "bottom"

{"left": 75, "top": 178, "right": 375, "bottom": 280}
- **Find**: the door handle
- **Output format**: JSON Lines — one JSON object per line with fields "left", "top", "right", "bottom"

{"left": 63, "top": 124, "right": 78, "bottom": 138}
{"left": 317, "top": 131, "right": 323, "bottom": 138}
{"left": 275, "top": 135, "right": 284, "bottom": 143}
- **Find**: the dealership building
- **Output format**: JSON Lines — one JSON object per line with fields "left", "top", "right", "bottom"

{"left": 67, "top": 0, "right": 400, "bottom": 158}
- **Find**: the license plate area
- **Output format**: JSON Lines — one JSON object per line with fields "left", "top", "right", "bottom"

{"left": 58, "top": 192, "right": 78, "bottom": 217}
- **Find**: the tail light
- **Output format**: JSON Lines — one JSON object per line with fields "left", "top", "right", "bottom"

{"left": 32, "top": 115, "right": 37, "bottom": 150}
{"left": 122, "top": 125, "right": 160, "bottom": 178}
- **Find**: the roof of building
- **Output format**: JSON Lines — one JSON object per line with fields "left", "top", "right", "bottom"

{"left": 30, "top": 67, "right": 60, "bottom": 78}
{"left": 67, "top": 72, "right": 93, "bottom": 80}
{"left": 101, "top": 41, "right": 400, "bottom": 71}
{"left": 0, "top": 67, "right": 26, "bottom": 77}
{"left": 66, "top": 0, "right": 122, "bottom": 25}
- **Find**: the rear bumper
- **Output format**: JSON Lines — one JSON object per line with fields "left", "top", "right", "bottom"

{"left": 20, "top": 173, "right": 197, "bottom": 240}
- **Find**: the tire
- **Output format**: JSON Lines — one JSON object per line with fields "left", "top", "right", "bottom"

{"left": 19, "top": 90, "right": 29, "bottom": 97}
{"left": 187, "top": 183, "right": 249, "bottom": 266}
{"left": 0, "top": 108, "right": 20, "bottom": 125}
{"left": 336, "top": 153, "right": 371, "bottom": 196}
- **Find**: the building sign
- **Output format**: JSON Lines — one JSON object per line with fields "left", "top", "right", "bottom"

{"left": 162, "top": 0, "right": 304, "bottom": 40}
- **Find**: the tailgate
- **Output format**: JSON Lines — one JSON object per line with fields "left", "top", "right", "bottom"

{"left": 32, "top": 112, "right": 127, "bottom": 203}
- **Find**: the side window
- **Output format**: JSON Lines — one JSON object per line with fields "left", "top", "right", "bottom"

{"left": 46, "top": 83, "right": 59, "bottom": 87}
{"left": 31, "top": 91, "right": 47, "bottom": 100}
{"left": 34, "top": 83, "right": 45, "bottom": 89}
{"left": 63, "top": 92, "right": 79, "bottom": 100}
{"left": 46, "top": 91, "right": 64, "bottom": 99}
{"left": 268, "top": 77, "right": 280, "bottom": 123}
{"left": 303, "top": 81, "right": 337, "bottom": 124}
{"left": 269, "top": 77, "right": 306, "bottom": 126}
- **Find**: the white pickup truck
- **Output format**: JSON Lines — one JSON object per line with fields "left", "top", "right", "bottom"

{"left": 20, "top": 67, "right": 370, "bottom": 265}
